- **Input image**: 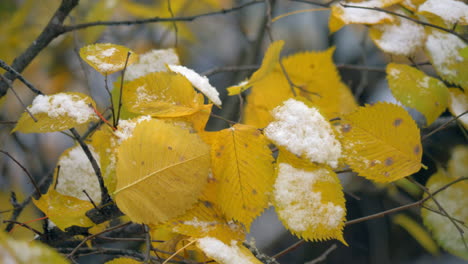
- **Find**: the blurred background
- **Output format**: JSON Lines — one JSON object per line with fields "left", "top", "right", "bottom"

{"left": 0, "top": 0, "right": 467, "bottom": 263}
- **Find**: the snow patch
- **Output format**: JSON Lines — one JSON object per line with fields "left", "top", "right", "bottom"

{"left": 335, "top": 0, "right": 394, "bottom": 25}
{"left": 126, "top": 49, "right": 180, "bottom": 81}
{"left": 425, "top": 30, "right": 466, "bottom": 77}
{"left": 197, "top": 237, "right": 256, "bottom": 264}
{"left": 418, "top": 0, "right": 468, "bottom": 26}
{"left": 114, "top": 115, "right": 152, "bottom": 143}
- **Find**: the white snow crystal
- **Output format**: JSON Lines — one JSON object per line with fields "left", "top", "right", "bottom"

{"left": 28, "top": 94, "right": 96, "bottom": 124}
{"left": 264, "top": 99, "right": 342, "bottom": 168}
{"left": 335, "top": 0, "right": 394, "bottom": 25}
{"left": 274, "top": 163, "right": 345, "bottom": 231}
{"left": 425, "top": 30, "right": 466, "bottom": 77}
{"left": 197, "top": 237, "right": 257, "bottom": 264}
{"left": 56, "top": 145, "right": 102, "bottom": 203}
{"left": 114, "top": 115, "right": 151, "bottom": 143}
{"left": 168, "top": 64, "right": 222, "bottom": 107}
{"left": 418, "top": 0, "right": 468, "bottom": 26}
{"left": 126, "top": 49, "right": 180, "bottom": 81}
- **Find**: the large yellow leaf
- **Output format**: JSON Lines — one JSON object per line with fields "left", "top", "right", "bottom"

{"left": 122, "top": 71, "right": 204, "bottom": 117}
{"left": 424, "top": 29, "right": 468, "bottom": 89}
{"left": 227, "top": 40, "right": 284, "bottom": 95}
{"left": 13, "top": 92, "right": 99, "bottom": 133}
{"left": 422, "top": 170, "right": 468, "bottom": 260}
{"left": 386, "top": 63, "right": 449, "bottom": 125}
{"left": 197, "top": 237, "right": 263, "bottom": 264}
{"left": 114, "top": 119, "right": 210, "bottom": 225}
{"left": 164, "top": 179, "right": 246, "bottom": 243}
{"left": 273, "top": 152, "right": 347, "bottom": 244}
{"left": 340, "top": 102, "right": 422, "bottom": 182}
{"left": 244, "top": 47, "right": 356, "bottom": 127}
{"left": 33, "top": 189, "right": 94, "bottom": 231}
{"left": 208, "top": 124, "right": 275, "bottom": 228}
{"left": 80, "top": 43, "right": 138, "bottom": 75}
{"left": 0, "top": 230, "right": 69, "bottom": 264}
{"left": 447, "top": 88, "right": 468, "bottom": 129}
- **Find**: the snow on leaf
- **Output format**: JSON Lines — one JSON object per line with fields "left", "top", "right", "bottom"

{"left": 13, "top": 92, "right": 99, "bottom": 133}
{"left": 114, "top": 119, "right": 210, "bottom": 225}
{"left": 244, "top": 47, "right": 356, "bottom": 127}
{"left": 168, "top": 65, "right": 222, "bottom": 107}
{"left": 197, "top": 237, "right": 263, "bottom": 264}
{"left": 122, "top": 71, "right": 204, "bottom": 117}
{"left": 273, "top": 154, "right": 346, "bottom": 244}
{"left": 79, "top": 43, "right": 138, "bottom": 75}
{"left": 208, "top": 124, "right": 275, "bottom": 229}
{"left": 418, "top": 0, "right": 468, "bottom": 27}
{"left": 126, "top": 48, "right": 179, "bottom": 81}
{"left": 370, "top": 14, "right": 425, "bottom": 56}
{"left": 227, "top": 40, "right": 284, "bottom": 95}
{"left": 447, "top": 88, "right": 468, "bottom": 130}
{"left": 0, "top": 230, "right": 69, "bottom": 264}
{"left": 386, "top": 63, "right": 449, "bottom": 125}
{"left": 424, "top": 29, "right": 468, "bottom": 89}
{"left": 329, "top": 0, "right": 401, "bottom": 33}
{"left": 340, "top": 102, "right": 422, "bottom": 182}
{"left": 265, "top": 99, "right": 342, "bottom": 168}
{"left": 422, "top": 170, "right": 468, "bottom": 260}
{"left": 400, "top": 0, "right": 425, "bottom": 11}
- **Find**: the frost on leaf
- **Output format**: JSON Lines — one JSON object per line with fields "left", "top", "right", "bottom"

{"left": 13, "top": 92, "right": 99, "bottom": 133}
{"left": 329, "top": 0, "right": 401, "bottom": 33}
{"left": 0, "top": 230, "right": 69, "bottom": 264}
{"left": 417, "top": 0, "right": 468, "bottom": 27}
{"left": 370, "top": 14, "right": 425, "bottom": 56}
{"left": 340, "top": 102, "right": 422, "bottom": 182}
{"left": 422, "top": 170, "right": 468, "bottom": 260}
{"left": 448, "top": 88, "right": 468, "bottom": 130}
{"left": 273, "top": 159, "right": 346, "bottom": 244}
{"left": 168, "top": 65, "right": 222, "bottom": 107}
{"left": 122, "top": 71, "right": 204, "bottom": 117}
{"left": 126, "top": 48, "right": 179, "bottom": 81}
{"left": 386, "top": 63, "right": 449, "bottom": 125}
{"left": 207, "top": 124, "right": 275, "bottom": 229}
{"left": 424, "top": 29, "right": 468, "bottom": 89}
{"left": 243, "top": 47, "right": 356, "bottom": 127}
{"left": 227, "top": 40, "right": 284, "bottom": 95}
{"left": 80, "top": 43, "right": 138, "bottom": 75}
{"left": 264, "top": 99, "right": 342, "bottom": 168}
{"left": 197, "top": 237, "right": 262, "bottom": 264}
{"left": 114, "top": 119, "right": 210, "bottom": 225}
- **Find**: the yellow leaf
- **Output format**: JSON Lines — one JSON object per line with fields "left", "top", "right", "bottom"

{"left": 158, "top": 103, "right": 212, "bottom": 133}
{"left": 340, "top": 102, "right": 422, "bottom": 182}
{"left": 13, "top": 92, "right": 99, "bottom": 133}
{"left": 0, "top": 230, "right": 70, "bottom": 264}
{"left": 80, "top": 43, "right": 138, "bottom": 75}
{"left": 208, "top": 124, "right": 275, "bottom": 228}
{"left": 104, "top": 257, "right": 142, "bottom": 264}
{"left": 227, "top": 40, "right": 284, "bottom": 95}
{"left": 273, "top": 152, "right": 347, "bottom": 244}
{"left": 244, "top": 47, "right": 356, "bottom": 127}
{"left": 122, "top": 71, "right": 203, "bottom": 117}
{"left": 197, "top": 237, "right": 263, "bottom": 264}
{"left": 386, "top": 63, "right": 449, "bottom": 125}
{"left": 422, "top": 170, "right": 468, "bottom": 260}
{"left": 393, "top": 214, "right": 439, "bottom": 255}
{"left": 417, "top": 0, "right": 468, "bottom": 28}
{"left": 424, "top": 29, "right": 468, "bottom": 89}
{"left": 33, "top": 189, "right": 94, "bottom": 231}
{"left": 114, "top": 119, "right": 210, "bottom": 225}
{"left": 164, "top": 179, "right": 246, "bottom": 243}
{"left": 448, "top": 88, "right": 468, "bottom": 130}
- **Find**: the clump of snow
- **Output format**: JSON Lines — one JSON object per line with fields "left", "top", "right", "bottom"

{"left": 335, "top": 0, "right": 394, "bottom": 25}
{"left": 418, "top": 76, "right": 431, "bottom": 89}
{"left": 126, "top": 49, "right": 180, "bottom": 81}
{"left": 197, "top": 237, "right": 257, "bottom": 264}
{"left": 114, "top": 115, "right": 152, "bottom": 143}
{"left": 418, "top": 0, "right": 468, "bottom": 26}
{"left": 264, "top": 99, "right": 342, "bottom": 168}
{"left": 56, "top": 145, "right": 102, "bottom": 203}
{"left": 101, "top": 47, "right": 117, "bottom": 57}
{"left": 425, "top": 30, "right": 466, "bottom": 77}
{"left": 274, "top": 163, "right": 345, "bottom": 231}
{"left": 28, "top": 94, "right": 96, "bottom": 124}
{"left": 175, "top": 217, "right": 216, "bottom": 233}
{"left": 168, "top": 65, "right": 222, "bottom": 107}
{"left": 373, "top": 15, "right": 425, "bottom": 56}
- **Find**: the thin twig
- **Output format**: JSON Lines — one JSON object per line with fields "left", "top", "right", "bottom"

{"left": 167, "top": 0, "right": 179, "bottom": 47}
{"left": 0, "top": 150, "right": 41, "bottom": 198}
{"left": 3, "top": 220, "right": 43, "bottom": 236}
{"left": 0, "top": 60, "right": 42, "bottom": 95}
{"left": 305, "top": 244, "right": 338, "bottom": 264}
{"left": 422, "top": 110, "right": 468, "bottom": 141}
{"left": 103, "top": 74, "right": 116, "bottom": 128}
{"left": 82, "top": 190, "right": 98, "bottom": 210}
{"left": 0, "top": 75, "right": 38, "bottom": 122}
{"left": 116, "top": 52, "right": 131, "bottom": 127}
{"left": 144, "top": 225, "right": 152, "bottom": 264}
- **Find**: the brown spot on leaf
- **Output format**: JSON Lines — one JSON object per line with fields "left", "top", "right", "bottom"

{"left": 384, "top": 172, "right": 390, "bottom": 177}
{"left": 252, "top": 189, "right": 257, "bottom": 195}
{"left": 342, "top": 124, "right": 352, "bottom": 133}
{"left": 179, "top": 156, "right": 186, "bottom": 161}
{"left": 253, "top": 130, "right": 261, "bottom": 137}
{"left": 370, "top": 160, "right": 378, "bottom": 167}
{"left": 393, "top": 118, "right": 403, "bottom": 127}
{"left": 244, "top": 143, "right": 248, "bottom": 148}
{"left": 167, "top": 146, "right": 173, "bottom": 150}
{"left": 203, "top": 201, "right": 213, "bottom": 208}
{"left": 141, "top": 161, "right": 145, "bottom": 165}
{"left": 435, "top": 101, "right": 440, "bottom": 106}
{"left": 219, "top": 145, "right": 225, "bottom": 151}
{"left": 216, "top": 152, "right": 222, "bottom": 157}
{"left": 310, "top": 63, "right": 315, "bottom": 69}
{"left": 414, "top": 145, "right": 421, "bottom": 155}
{"left": 384, "top": 157, "right": 394, "bottom": 166}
